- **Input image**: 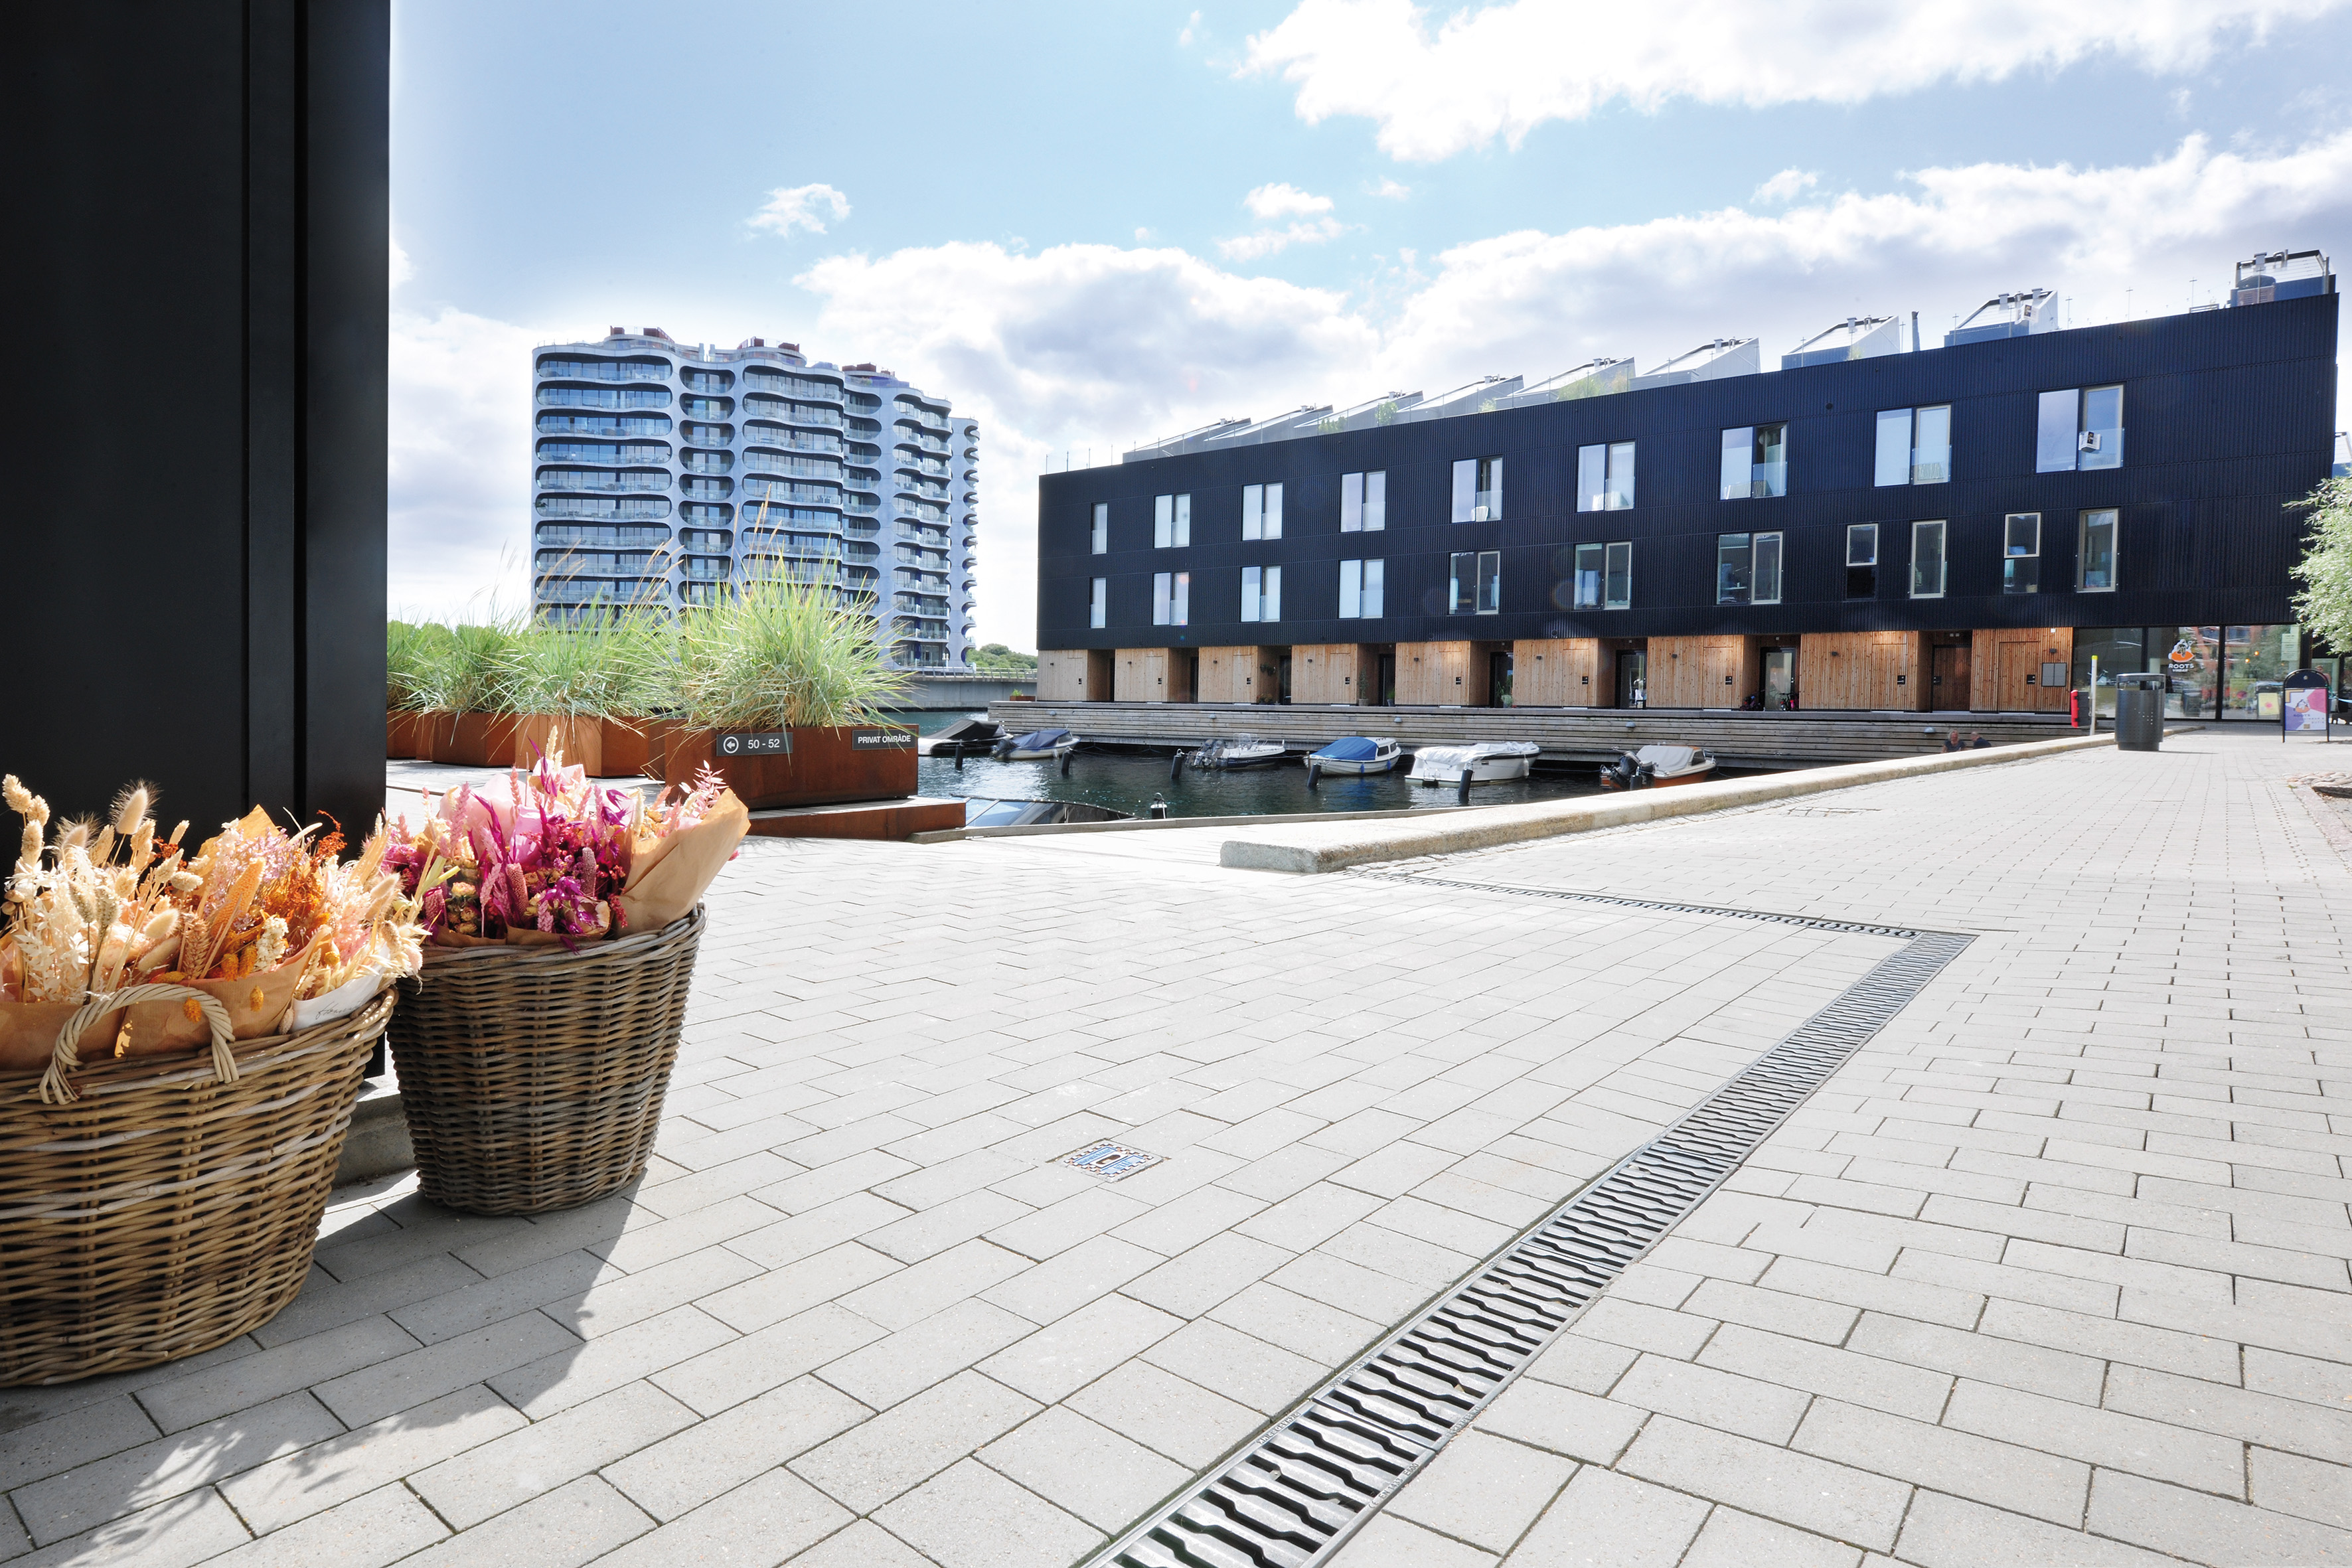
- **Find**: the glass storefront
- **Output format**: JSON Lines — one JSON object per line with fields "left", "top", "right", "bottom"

{"left": 2071, "top": 627, "right": 2146, "bottom": 716}
{"left": 2223, "top": 623, "right": 2300, "bottom": 721}
{"left": 2073, "top": 625, "right": 2303, "bottom": 719}
{"left": 2156, "top": 627, "right": 2222, "bottom": 719}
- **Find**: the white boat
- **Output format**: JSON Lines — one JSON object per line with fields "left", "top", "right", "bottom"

{"left": 992, "top": 727, "right": 1076, "bottom": 761}
{"left": 1304, "top": 736, "right": 1401, "bottom": 777}
{"left": 1598, "top": 744, "right": 1717, "bottom": 791}
{"left": 1409, "top": 741, "right": 1541, "bottom": 785}
{"left": 1191, "top": 734, "right": 1287, "bottom": 769}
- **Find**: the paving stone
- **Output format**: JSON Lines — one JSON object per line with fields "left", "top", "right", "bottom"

{"left": 978, "top": 1405, "right": 1190, "bottom": 1532}
{"left": 313, "top": 1311, "right": 576, "bottom": 1427}
{"left": 1794, "top": 1397, "right": 2088, "bottom": 1526}
{"left": 781, "top": 1519, "right": 929, "bottom": 1567}
{"left": 493, "top": 1304, "right": 737, "bottom": 1419}
{"left": 1232, "top": 1183, "right": 1386, "bottom": 1254}
{"left": 729, "top": 1192, "right": 915, "bottom": 1270}
{"left": 2250, "top": 1447, "right": 2352, "bottom": 1531}
{"left": 1326, "top": 1512, "right": 1499, "bottom": 1567}
{"left": 1065, "top": 1359, "right": 1265, "bottom": 1469}
{"left": 1942, "top": 1378, "right": 2244, "bottom": 1493}
{"left": 605, "top": 1376, "right": 872, "bottom": 1522}
{"left": 1139, "top": 1319, "right": 1326, "bottom": 1415}
{"left": 4, "top": 1486, "right": 251, "bottom": 1568}
{"left": 390, "top": 1474, "right": 649, "bottom": 1567}
{"left": 651, "top": 1302, "right": 883, "bottom": 1417}
{"left": 1892, "top": 1488, "right": 2186, "bottom": 1568}
{"left": 1563, "top": 1299, "right": 1718, "bottom": 1360}
{"left": 248, "top": 1253, "right": 483, "bottom": 1348}
{"left": 1123, "top": 1231, "right": 1296, "bottom": 1318}
{"left": 408, "top": 1379, "right": 697, "bottom": 1529}
{"left": 975, "top": 1293, "right": 1183, "bottom": 1404}
{"left": 871, "top": 1456, "right": 1103, "bottom": 1568}
{"left": 0, "top": 1395, "right": 161, "bottom": 1494}
{"left": 1616, "top": 1415, "right": 1913, "bottom": 1552}
{"left": 1682, "top": 1278, "right": 1861, "bottom": 1345}
{"left": 1505, "top": 1462, "right": 1710, "bottom": 1568}
{"left": 696, "top": 1242, "right": 903, "bottom": 1335}
{"left": 835, "top": 1239, "right": 1032, "bottom": 1332}
{"left": 1107, "top": 1184, "right": 1266, "bottom": 1256}
{"left": 789, "top": 1371, "right": 1038, "bottom": 1514}
{"left": 138, "top": 1316, "right": 420, "bottom": 1433}
{"left": 2084, "top": 1468, "right": 2352, "bottom": 1565}
{"left": 589, "top": 1468, "right": 850, "bottom": 1568}
{"left": 1207, "top": 1281, "right": 1385, "bottom": 1365}
{"left": 1385, "top": 1428, "right": 1574, "bottom": 1553}
{"left": 221, "top": 1384, "right": 527, "bottom": 1533}
{"left": 1473, "top": 1378, "right": 1648, "bottom": 1464}
{"left": 1978, "top": 1297, "right": 2238, "bottom": 1383}
{"left": 861, "top": 1190, "right": 1036, "bottom": 1265}
{"left": 191, "top": 1482, "right": 447, "bottom": 1568}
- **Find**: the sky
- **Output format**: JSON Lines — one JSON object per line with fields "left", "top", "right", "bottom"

{"left": 390, "top": 0, "right": 2352, "bottom": 646}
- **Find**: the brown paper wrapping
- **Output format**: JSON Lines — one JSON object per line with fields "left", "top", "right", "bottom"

{"left": 0, "top": 1001, "right": 129, "bottom": 1073}
{"left": 614, "top": 790, "right": 747, "bottom": 935}
{"left": 119, "top": 938, "right": 319, "bottom": 1055}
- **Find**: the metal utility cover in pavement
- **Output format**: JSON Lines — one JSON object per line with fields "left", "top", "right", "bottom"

{"left": 1062, "top": 1140, "right": 1164, "bottom": 1181}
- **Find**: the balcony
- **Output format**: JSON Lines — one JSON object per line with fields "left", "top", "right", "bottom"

{"left": 742, "top": 396, "right": 840, "bottom": 427}
{"left": 1910, "top": 447, "right": 1951, "bottom": 485}
{"left": 534, "top": 524, "right": 671, "bottom": 548}
{"left": 536, "top": 358, "right": 670, "bottom": 382}
{"left": 538, "top": 388, "right": 670, "bottom": 410}
{"left": 844, "top": 517, "right": 880, "bottom": 536}
{"left": 743, "top": 427, "right": 844, "bottom": 454}
{"left": 680, "top": 455, "right": 734, "bottom": 475}
{"left": 536, "top": 415, "right": 672, "bottom": 437}
{"left": 681, "top": 557, "right": 732, "bottom": 580}
{"left": 535, "top": 497, "right": 670, "bottom": 519}
{"left": 680, "top": 478, "right": 734, "bottom": 500}
{"left": 536, "top": 471, "right": 671, "bottom": 494}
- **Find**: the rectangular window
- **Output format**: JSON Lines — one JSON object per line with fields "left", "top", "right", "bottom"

{"left": 1720, "top": 424, "right": 1788, "bottom": 499}
{"left": 1449, "top": 551, "right": 1502, "bottom": 614}
{"left": 1089, "top": 576, "right": 1107, "bottom": 629}
{"left": 2080, "top": 386, "right": 2123, "bottom": 471}
{"left": 1152, "top": 493, "right": 1190, "bottom": 548}
{"left": 1573, "top": 543, "right": 1603, "bottom": 608}
{"left": 1910, "top": 519, "right": 1947, "bottom": 598}
{"left": 1754, "top": 531, "right": 1782, "bottom": 605}
{"left": 1340, "top": 470, "right": 1387, "bottom": 532}
{"left": 2037, "top": 390, "right": 2080, "bottom": 473}
{"left": 1241, "top": 481, "right": 1284, "bottom": 540}
{"left": 1240, "top": 564, "right": 1280, "bottom": 622}
{"left": 1151, "top": 571, "right": 1188, "bottom": 625}
{"left": 1604, "top": 542, "right": 1632, "bottom": 609}
{"left": 1911, "top": 406, "right": 1950, "bottom": 485}
{"left": 1846, "top": 523, "right": 1878, "bottom": 599}
{"left": 1875, "top": 409, "right": 1913, "bottom": 487}
{"left": 1450, "top": 457, "right": 1503, "bottom": 522}
{"left": 1577, "top": 443, "right": 1635, "bottom": 511}
{"left": 2078, "top": 509, "right": 2118, "bottom": 591}
{"left": 2003, "top": 512, "right": 2041, "bottom": 593}
{"left": 1717, "top": 533, "right": 1753, "bottom": 605}
{"left": 1340, "top": 558, "right": 1385, "bottom": 619}
{"left": 1090, "top": 503, "right": 1107, "bottom": 554}
{"left": 2039, "top": 386, "right": 2127, "bottom": 472}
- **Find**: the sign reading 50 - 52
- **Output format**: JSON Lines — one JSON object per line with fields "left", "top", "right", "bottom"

{"left": 716, "top": 732, "right": 791, "bottom": 756}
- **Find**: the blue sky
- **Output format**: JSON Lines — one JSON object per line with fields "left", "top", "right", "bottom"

{"left": 390, "top": 0, "right": 2352, "bottom": 643}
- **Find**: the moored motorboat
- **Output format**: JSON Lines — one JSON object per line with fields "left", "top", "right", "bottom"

{"left": 1598, "top": 744, "right": 1717, "bottom": 790}
{"left": 1408, "top": 741, "right": 1541, "bottom": 785}
{"left": 918, "top": 716, "right": 1003, "bottom": 757}
{"left": 1191, "top": 734, "right": 1288, "bottom": 769}
{"left": 992, "top": 727, "right": 1076, "bottom": 761}
{"left": 1304, "top": 736, "right": 1401, "bottom": 777}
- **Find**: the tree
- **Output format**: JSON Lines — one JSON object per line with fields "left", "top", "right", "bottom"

{"left": 969, "top": 642, "right": 1038, "bottom": 672}
{"left": 2291, "top": 476, "right": 2352, "bottom": 654}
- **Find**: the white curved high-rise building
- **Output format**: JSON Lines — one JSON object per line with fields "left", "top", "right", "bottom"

{"left": 530, "top": 327, "right": 978, "bottom": 668}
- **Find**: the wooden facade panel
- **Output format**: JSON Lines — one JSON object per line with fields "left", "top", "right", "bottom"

{"left": 1293, "top": 643, "right": 1366, "bottom": 705}
{"left": 1397, "top": 641, "right": 1486, "bottom": 706}
{"left": 1513, "top": 640, "right": 1603, "bottom": 708}
{"left": 1036, "top": 650, "right": 1110, "bottom": 702}
{"left": 1197, "top": 646, "right": 1280, "bottom": 704}
{"left": 1799, "top": 631, "right": 1927, "bottom": 711}
{"left": 1650, "top": 636, "right": 1761, "bottom": 709}
{"left": 1116, "top": 647, "right": 1194, "bottom": 703}
{"left": 1970, "top": 627, "right": 2073, "bottom": 712}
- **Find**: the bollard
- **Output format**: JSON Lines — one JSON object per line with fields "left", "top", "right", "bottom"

{"left": 1059, "top": 746, "right": 1075, "bottom": 777}
{"left": 1148, "top": 794, "right": 1169, "bottom": 819}
{"left": 1457, "top": 768, "right": 1473, "bottom": 805}
{"left": 953, "top": 740, "right": 965, "bottom": 771}
{"left": 1170, "top": 750, "right": 1187, "bottom": 781}
{"left": 1306, "top": 761, "right": 1321, "bottom": 790}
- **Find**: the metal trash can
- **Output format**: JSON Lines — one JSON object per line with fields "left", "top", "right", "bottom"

{"left": 2113, "top": 672, "right": 2163, "bottom": 751}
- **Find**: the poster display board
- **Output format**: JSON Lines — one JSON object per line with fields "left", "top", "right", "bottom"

{"left": 2283, "top": 669, "right": 2331, "bottom": 739}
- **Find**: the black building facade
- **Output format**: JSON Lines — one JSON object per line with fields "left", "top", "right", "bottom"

{"left": 1036, "top": 287, "right": 2337, "bottom": 718}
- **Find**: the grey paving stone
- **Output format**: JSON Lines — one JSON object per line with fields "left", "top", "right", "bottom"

{"left": 1384, "top": 1428, "right": 1573, "bottom": 1553}
{"left": 1139, "top": 1320, "right": 1326, "bottom": 1415}
{"left": 542, "top": 1244, "right": 763, "bottom": 1338}
{"left": 1793, "top": 1397, "right": 2088, "bottom": 1526}
{"left": 313, "top": 1311, "right": 576, "bottom": 1427}
{"left": 1326, "top": 1512, "right": 1498, "bottom": 1567}
{"left": 1207, "top": 1281, "right": 1384, "bottom": 1365}
{"left": 1107, "top": 1183, "right": 1267, "bottom": 1256}
{"left": 1978, "top": 1297, "right": 2238, "bottom": 1383}
{"left": 2250, "top": 1447, "right": 2352, "bottom": 1531}
{"left": 876, "top": 1453, "right": 1109, "bottom": 1568}
{"left": 2084, "top": 1468, "right": 2352, "bottom": 1565}
{"left": 697, "top": 1243, "right": 903, "bottom": 1336}
{"left": 589, "top": 1468, "right": 850, "bottom": 1568}
{"left": 818, "top": 1298, "right": 1034, "bottom": 1410}
{"left": 391, "top": 1474, "right": 649, "bottom": 1567}
{"left": 1473, "top": 1379, "right": 1648, "bottom": 1465}
{"left": 978, "top": 1235, "right": 1164, "bottom": 1324}
{"left": 789, "top": 1371, "right": 1038, "bottom": 1514}
{"left": 1942, "top": 1379, "right": 2243, "bottom": 1493}
{"left": 1123, "top": 1231, "right": 1296, "bottom": 1318}
{"left": 1563, "top": 1299, "right": 1718, "bottom": 1360}
{"left": 4, "top": 1485, "right": 250, "bottom": 1568}
{"left": 191, "top": 1482, "right": 446, "bottom": 1568}
{"left": 1843, "top": 1310, "right": 2104, "bottom": 1405}
{"left": 781, "top": 1519, "right": 929, "bottom": 1567}
{"left": 389, "top": 1250, "right": 608, "bottom": 1346}
{"left": 1065, "top": 1359, "right": 1265, "bottom": 1469}
{"left": 1892, "top": 1488, "right": 2187, "bottom": 1568}
{"left": 835, "top": 1239, "right": 1032, "bottom": 1332}
{"left": 221, "top": 1384, "right": 526, "bottom": 1533}
{"left": 651, "top": 1301, "right": 884, "bottom": 1417}
{"left": 248, "top": 1253, "right": 483, "bottom": 1348}
{"left": 862, "top": 1189, "right": 1035, "bottom": 1265}
{"left": 1679, "top": 1506, "right": 1862, "bottom": 1568}
{"left": 1611, "top": 1352, "right": 1814, "bottom": 1443}
{"left": 138, "top": 1315, "right": 418, "bottom": 1433}
{"left": 1682, "top": 1279, "right": 1862, "bottom": 1345}
{"left": 729, "top": 1192, "right": 914, "bottom": 1270}
{"left": 493, "top": 1303, "right": 736, "bottom": 1419}
{"left": 605, "top": 1376, "right": 871, "bottom": 1522}
{"left": 408, "top": 1379, "right": 697, "bottom": 1529}
{"left": 977, "top": 1405, "right": 1190, "bottom": 1532}
{"left": 975, "top": 1293, "right": 1182, "bottom": 1405}
{"left": 0, "top": 1394, "right": 161, "bottom": 1494}
{"left": 1757, "top": 1256, "right": 1984, "bottom": 1330}
{"left": 1505, "top": 1462, "right": 1710, "bottom": 1568}
{"left": 1616, "top": 1415, "right": 1913, "bottom": 1552}
{"left": 13, "top": 1389, "right": 339, "bottom": 1545}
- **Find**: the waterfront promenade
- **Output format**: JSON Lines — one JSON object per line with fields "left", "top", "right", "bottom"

{"left": 3, "top": 728, "right": 2346, "bottom": 1566}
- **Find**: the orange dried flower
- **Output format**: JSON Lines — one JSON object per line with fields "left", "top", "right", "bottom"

{"left": 182, "top": 998, "right": 202, "bottom": 1024}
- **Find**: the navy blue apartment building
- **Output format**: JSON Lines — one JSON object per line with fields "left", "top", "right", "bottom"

{"left": 1032, "top": 251, "right": 2339, "bottom": 721}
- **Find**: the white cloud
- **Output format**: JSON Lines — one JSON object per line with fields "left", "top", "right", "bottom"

{"left": 1179, "top": 9, "right": 1200, "bottom": 46}
{"left": 1243, "top": 182, "right": 1336, "bottom": 219}
{"left": 1753, "top": 168, "right": 1818, "bottom": 203}
{"left": 1372, "top": 177, "right": 1412, "bottom": 199}
{"left": 390, "top": 131, "right": 2352, "bottom": 643}
{"left": 1218, "top": 217, "right": 1346, "bottom": 260}
{"left": 390, "top": 237, "right": 416, "bottom": 288}
{"left": 747, "top": 183, "right": 850, "bottom": 237}
{"left": 1242, "top": 0, "right": 2352, "bottom": 160}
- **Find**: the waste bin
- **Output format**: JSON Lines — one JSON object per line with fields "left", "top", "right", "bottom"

{"left": 2114, "top": 672, "right": 2163, "bottom": 751}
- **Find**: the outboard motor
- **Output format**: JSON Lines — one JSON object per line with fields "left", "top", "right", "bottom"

{"left": 1630, "top": 760, "right": 1658, "bottom": 789}
{"left": 1599, "top": 751, "right": 1640, "bottom": 791}
{"left": 990, "top": 736, "right": 1015, "bottom": 761}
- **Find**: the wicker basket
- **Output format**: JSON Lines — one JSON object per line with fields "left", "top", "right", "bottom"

{"left": 0, "top": 985, "right": 393, "bottom": 1386}
{"left": 388, "top": 907, "right": 704, "bottom": 1215}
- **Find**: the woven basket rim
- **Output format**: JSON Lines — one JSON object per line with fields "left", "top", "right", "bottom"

{"left": 0, "top": 987, "right": 398, "bottom": 1095}
{"left": 417, "top": 904, "right": 704, "bottom": 972}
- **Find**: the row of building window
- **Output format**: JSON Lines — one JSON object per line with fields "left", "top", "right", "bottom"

{"left": 1085, "top": 508, "right": 2120, "bottom": 628}
{"left": 1091, "top": 384, "right": 2129, "bottom": 553}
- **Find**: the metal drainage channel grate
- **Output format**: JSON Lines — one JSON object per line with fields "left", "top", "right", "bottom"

{"left": 1090, "top": 925, "right": 1971, "bottom": 1568}
{"left": 1352, "top": 868, "right": 1922, "bottom": 941}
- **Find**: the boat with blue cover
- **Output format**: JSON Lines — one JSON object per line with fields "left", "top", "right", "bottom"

{"left": 992, "top": 727, "right": 1076, "bottom": 761}
{"left": 1304, "top": 736, "right": 1401, "bottom": 776}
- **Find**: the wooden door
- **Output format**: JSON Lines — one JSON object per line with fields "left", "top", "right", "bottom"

{"left": 1930, "top": 645, "right": 1970, "bottom": 710}
{"left": 1992, "top": 641, "right": 2038, "bottom": 710}
{"left": 1702, "top": 641, "right": 1743, "bottom": 706}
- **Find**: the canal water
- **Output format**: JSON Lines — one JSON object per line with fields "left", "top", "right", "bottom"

{"left": 918, "top": 749, "right": 1622, "bottom": 821}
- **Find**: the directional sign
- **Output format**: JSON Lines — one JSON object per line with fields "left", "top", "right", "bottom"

{"left": 716, "top": 732, "right": 791, "bottom": 756}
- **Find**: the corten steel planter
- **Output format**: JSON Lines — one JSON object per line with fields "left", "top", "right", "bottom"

{"left": 601, "top": 717, "right": 655, "bottom": 779}
{"left": 443, "top": 713, "right": 518, "bottom": 768}
{"left": 386, "top": 710, "right": 424, "bottom": 759}
{"left": 507, "top": 714, "right": 603, "bottom": 777}
{"left": 663, "top": 725, "right": 916, "bottom": 809}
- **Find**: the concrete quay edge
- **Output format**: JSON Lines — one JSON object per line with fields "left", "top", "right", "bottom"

{"left": 1218, "top": 731, "right": 2124, "bottom": 874}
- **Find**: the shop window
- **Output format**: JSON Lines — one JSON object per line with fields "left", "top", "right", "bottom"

{"left": 1845, "top": 524, "right": 1878, "bottom": 598}
{"left": 1151, "top": 571, "right": 1188, "bottom": 626}
{"left": 2078, "top": 509, "right": 2118, "bottom": 591}
{"left": 1910, "top": 520, "right": 1947, "bottom": 598}
{"left": 1576, "top": 442, "right": 1635, "bottom": 511}
{"left": 1089, "top": 576, "right": 1107, "bottom": 629}
{"left": 1449, "top": 551, "right": 1501, "bottom": 614}
{"left": 1090, "top": 503, "right": 1107, "bottom": 554}
{"left": 1242, "top": 483, "right": 1284, "bottom": 540}
{"left": 1720, "top": 423, "right": 1788, "bottom": 499}
{"left": 1338, "top": 558, "right": 1384, "bottom": 618}
{"left": 1340, "top": 471, "right": 1386, "bottom": 532}
{"left": 1240, "top": 564, "right": 1281, "bottom": 622}
{"left": 2004, "top": 512, "right": 2041, "bottom": 593}
{"left": 2223, "top": 623, "right": 2301, "bottom": 720}
{"left": 1153, "top": 493, "right": 1190, "bottom": 548}
{"left": 1451, "top": 457, "right": 1503, "bottom": 522}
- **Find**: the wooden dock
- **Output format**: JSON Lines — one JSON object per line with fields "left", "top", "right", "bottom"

{"left": 984, "top": 701, "right": 2078, "bottom": 767}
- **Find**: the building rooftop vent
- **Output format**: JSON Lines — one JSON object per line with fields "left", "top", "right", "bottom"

{"left": 1782, "top": 316, "right": 1900, "bottom": 370}
{"left": 1629, "top": 338, "right": 1760, "bottom": 390}
{"left": 1944, "top": 289, "right": 2056, "bottom": 347}
{"left": 1495, "top": 358, "right": 1634, "bottom": 408}
{"left": 2231, "top": 248, "right": 2333, "bottom": 306}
